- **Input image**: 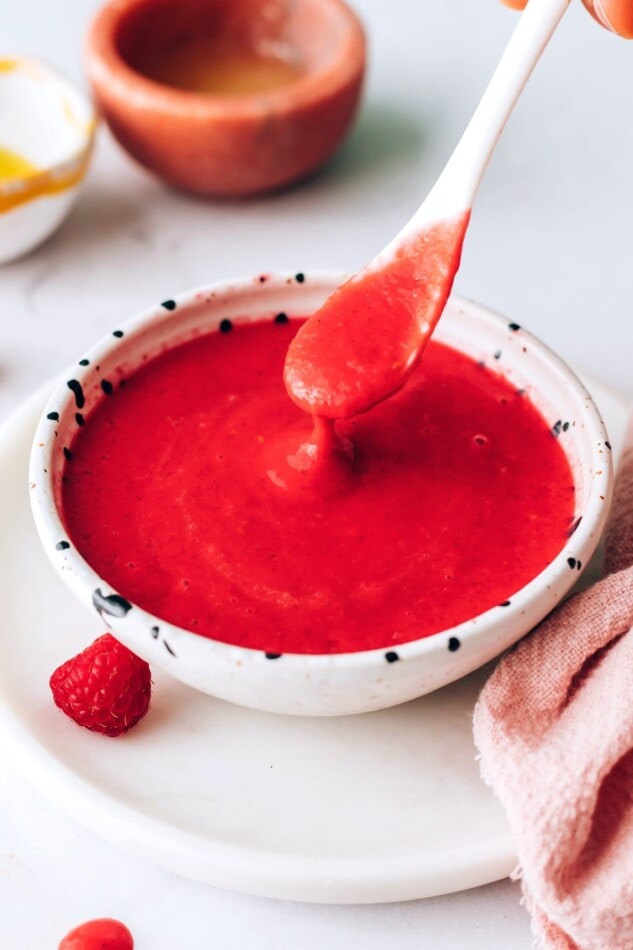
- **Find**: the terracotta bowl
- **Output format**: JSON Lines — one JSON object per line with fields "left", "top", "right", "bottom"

{"left": 30, "top": 274, "right": 613, "bottom": 717}
{"left": 85, "top": 0, "right": 366, "bottom": 197}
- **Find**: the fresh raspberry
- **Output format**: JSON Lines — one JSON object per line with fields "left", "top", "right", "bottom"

{"left": 58, "top": 917, "right": 133, "bottom": 950}
{"left": 50, "top": 634, "right": 151, "bottom": 737}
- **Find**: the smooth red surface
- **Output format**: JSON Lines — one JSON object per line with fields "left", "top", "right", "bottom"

{"left": 62, "top": 318, "right": 575, "bottom": 654}
{"left": 58, "top": 917, "right": 133, "bottom": 950}
{"left": 284, "top": 211, "right": 470, "bottom": 419}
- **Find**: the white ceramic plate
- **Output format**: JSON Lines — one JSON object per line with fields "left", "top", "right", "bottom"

{"left": 0, "top": 381, "right": 627, "bottom": 904}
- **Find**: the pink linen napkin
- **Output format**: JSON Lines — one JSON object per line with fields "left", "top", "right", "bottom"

{"left": 473, "top": 418, "right": 633, "bottom": 950}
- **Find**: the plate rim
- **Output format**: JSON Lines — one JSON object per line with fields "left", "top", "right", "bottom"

{"left": 1, "top": 378, "right": 625, "bottom": 903}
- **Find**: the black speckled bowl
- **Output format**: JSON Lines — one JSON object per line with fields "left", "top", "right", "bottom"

{"left": 29, "top": 273, "right": 613, "bottom": 716}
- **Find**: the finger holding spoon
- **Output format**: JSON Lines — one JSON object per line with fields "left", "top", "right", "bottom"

{"left": 501, "top": 0, "right": 633, "bottom": 38}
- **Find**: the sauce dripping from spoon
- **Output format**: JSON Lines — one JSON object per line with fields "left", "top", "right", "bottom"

{"left": 284, "top": 213, "right": 470, "bottom": 420}
{"left": 284, "top": 0, "right": 571, "bottom": 421}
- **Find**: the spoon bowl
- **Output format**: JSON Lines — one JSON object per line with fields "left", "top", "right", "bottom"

{"left": 284, "top": 0, "right": 572, "bottom": 418}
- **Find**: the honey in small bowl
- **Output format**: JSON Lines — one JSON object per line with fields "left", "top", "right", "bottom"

{"left": 133, "top": 38, "right": 304, "bottom": 96}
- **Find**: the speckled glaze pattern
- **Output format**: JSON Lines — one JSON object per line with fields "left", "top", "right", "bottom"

{"left": 29, "top": 274, "right": 613, "bottom": 716}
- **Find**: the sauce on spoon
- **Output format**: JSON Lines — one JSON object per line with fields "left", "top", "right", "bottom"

{"left": 284, "top": 0, "right": 571, "bottom": 419}
{"left": 284, "top": 212, "right": 470, "bottom": 419}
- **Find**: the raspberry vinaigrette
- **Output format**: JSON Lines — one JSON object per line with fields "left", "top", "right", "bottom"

{"left": 60, "top": 316, "right": 575, "bottom": 654}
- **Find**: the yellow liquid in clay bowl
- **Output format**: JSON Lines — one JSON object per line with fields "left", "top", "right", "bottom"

{"left": 137, "top": 39, "right": 304, "bottom": 95}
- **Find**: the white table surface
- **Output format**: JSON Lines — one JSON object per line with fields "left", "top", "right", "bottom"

{"left": 1, "top": 1, "right": 631, "bottom": 947}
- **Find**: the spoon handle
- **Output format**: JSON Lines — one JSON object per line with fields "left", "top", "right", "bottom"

{"left": 387, "top": 0, "right": 572, "bottom": 251}
{"left": 284, "top": 0, "right": 574, "bottom": 421}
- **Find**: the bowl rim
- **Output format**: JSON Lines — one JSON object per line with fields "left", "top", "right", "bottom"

{"left": 85, "top": 0, "right": 366, "bottom": 119}
{"left": 29, "top": 272, "right": 614, "bottom": 674}
{"left": 0, "top": 56, "right": 96, "bottom": 199}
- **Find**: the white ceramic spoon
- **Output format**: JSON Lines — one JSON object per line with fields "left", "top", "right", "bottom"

{"left": 284, "top": 0, "right": 572, "bottom": 420}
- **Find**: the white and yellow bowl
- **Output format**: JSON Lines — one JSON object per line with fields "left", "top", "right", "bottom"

{"left": 0, "top": 57, "right": 96, "bottom": 263}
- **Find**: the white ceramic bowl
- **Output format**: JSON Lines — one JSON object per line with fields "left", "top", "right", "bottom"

{"left": 30, "top": 273, "right": 613, "bottom": 716}
{"left": 0, "top": 57, "right": 96, "bottom": 263}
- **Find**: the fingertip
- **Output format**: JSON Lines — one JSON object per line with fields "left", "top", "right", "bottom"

{"left": 500, "top": 0, "right": 528, "bottom": 9}
{"left": 585, "top": 0, "right": 633, "bottom": 38}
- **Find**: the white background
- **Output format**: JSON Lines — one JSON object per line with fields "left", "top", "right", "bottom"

{"left": 1, "top": 0, "right": 632, "bottom": 946}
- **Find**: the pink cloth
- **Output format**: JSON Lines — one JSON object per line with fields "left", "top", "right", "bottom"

{"left": 473, "top": 421, "right": 633, "bottom": 950}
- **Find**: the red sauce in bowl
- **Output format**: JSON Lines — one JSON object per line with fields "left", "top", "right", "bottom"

{"left": 61, "top": 317, "right": 575, "bottom": 654}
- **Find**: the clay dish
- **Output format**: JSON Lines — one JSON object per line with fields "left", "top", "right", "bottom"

{"left": 85, "top": 0, "right": 366, "bottom": 197}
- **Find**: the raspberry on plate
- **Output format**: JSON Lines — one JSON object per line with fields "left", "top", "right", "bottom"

{"left": 58, "top": 917, "right": 133, "bottom": 950}
{"left": 50, "top": 634, "right": 151, "bottom": 737}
